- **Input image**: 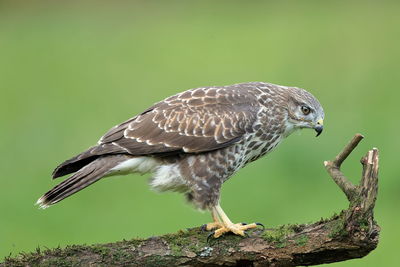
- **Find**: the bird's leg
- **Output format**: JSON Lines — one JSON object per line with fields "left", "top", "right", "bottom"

{"left": 204, "top": 207, "right": 224, "bottom": 231}
{"left": 211, "top": 203, "right": 261, "bottom": 238}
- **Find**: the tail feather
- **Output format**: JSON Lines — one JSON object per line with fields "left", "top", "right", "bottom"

{"left": 52, "top": 143, "right": 130, "bottom": 179}
{"left": 37, "top": 155, "right": 129, "bottom": 208}
{"left": 52, "top": 154, "right": 99, "bottom": 179}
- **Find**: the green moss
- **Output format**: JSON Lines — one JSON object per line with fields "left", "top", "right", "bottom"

{"left": 276, "top": 241, "right": 289, "bottom": 248}
{"left": 162, "top": 228, "right": 207, "bottom": 256}
{"left": 169, "top": 242, "right": 183, "bottom": 257}
{"left": 110, "top": 249, "right": 133, "bottom": 263}
{"left": 90, "top": 245, "right": 111, "bottom": 259}
{"left": 3, "top": 250, "right": 76, "bottom": 267}
{"left": 358, "top": 218, "right": 370, "bottom": 232}
{"left": 294, "top": 234, "right": 309, "bottom": 246}
{"left": 124, "top": 237, "right": 146, "bottom": 247}
{"left": 262, "top": 225, "right": 297, "bottom": 248}
{"left": 327, "top": 216, "right": 348, "bottom": 238}
{"left": 144, "top": 254, "right": 175, "bottom": 267}
{"left": 40, "top": 257, "right": 75, "bottom": 267}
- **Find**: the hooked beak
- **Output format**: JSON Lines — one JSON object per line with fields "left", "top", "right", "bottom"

{"left": 314, "top": 119, "right": 324, "bottom": 137}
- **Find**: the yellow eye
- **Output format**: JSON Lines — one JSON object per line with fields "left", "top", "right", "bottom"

{"left": 301, "top": 106, "right": 311, "bottom": 115}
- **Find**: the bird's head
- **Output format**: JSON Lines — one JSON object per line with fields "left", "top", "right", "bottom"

{"left": 285, "top": 87, "right": 324, "bottom": 137}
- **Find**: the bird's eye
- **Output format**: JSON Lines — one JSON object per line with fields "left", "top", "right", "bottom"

{"left": 301, "top": 106, "right": 311, "bottom": 115}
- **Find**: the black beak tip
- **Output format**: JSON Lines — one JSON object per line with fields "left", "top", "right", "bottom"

{"left": 315, "top": 126, "right": 323, "bottom": 137}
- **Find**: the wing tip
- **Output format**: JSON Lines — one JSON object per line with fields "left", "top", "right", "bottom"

{"left": 52, "top": 167, "right": 62, "bottom": 179}
{"left": 51, "top": 154, "right": 100, "bottom": 179}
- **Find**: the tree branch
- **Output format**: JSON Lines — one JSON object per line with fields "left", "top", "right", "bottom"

{"left": 323, "top": 133, "right": 364, "bottom": 202}
{"left": 2, "top": 134, "right": 380, "bottom": 267}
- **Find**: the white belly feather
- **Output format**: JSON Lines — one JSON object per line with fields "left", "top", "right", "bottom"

{"left": 108, "top": 156, "right": 188, "bottom": 193}
{"left": 108, "top": 157, "right": 159, "bottom": 175}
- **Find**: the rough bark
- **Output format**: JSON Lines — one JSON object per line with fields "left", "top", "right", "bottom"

{"left": 2, "top": 133, "right": 380, "bottom": 267}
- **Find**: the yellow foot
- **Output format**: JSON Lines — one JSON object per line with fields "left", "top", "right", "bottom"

{"left": 206, "top": 204, "right": 264, "bottom": 240}
{"left": 204, "top": 222, "right": 224, "bottom": 231}
{"left": 212, "top": 222, "right": 263, "bottom": 238}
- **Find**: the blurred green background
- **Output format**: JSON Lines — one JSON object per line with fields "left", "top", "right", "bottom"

{"left": 0, "top": 0, "right": 398, "bottom": 266}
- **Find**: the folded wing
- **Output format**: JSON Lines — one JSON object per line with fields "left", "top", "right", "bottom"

{"left": 53, "top": 85, "right": 260, "bottom": 178}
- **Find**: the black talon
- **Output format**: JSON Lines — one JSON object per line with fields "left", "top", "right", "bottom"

{"left": 256, "top": 222, "right": 265, "bottom": 231}
{"left": 201, "top": 224, "right": 207, "bottom": 232}
{"left": 207, "top": 231, "right": 215, "bottom": 243}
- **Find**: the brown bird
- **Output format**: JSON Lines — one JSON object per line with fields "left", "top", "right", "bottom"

{"left": 37, "top": 82, "right": 324, "bottom": 238}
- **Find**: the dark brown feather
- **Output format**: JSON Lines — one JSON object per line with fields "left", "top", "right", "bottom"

{"left": 41, "top": 155, "right": 130, "bottom": 207}
{"left": 53, "top": 84, "right": 261, "bottom": 178}
{"left": 52, "top": 155, "right": 99, "bottom": 178}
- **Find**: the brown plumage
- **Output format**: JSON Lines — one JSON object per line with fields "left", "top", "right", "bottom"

{"left": 38, "top": 82, "right": 325, "bottom": 238}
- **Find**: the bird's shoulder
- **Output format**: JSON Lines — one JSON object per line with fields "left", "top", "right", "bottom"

{"left": 97, "top": 83, "right": 271, "bottom": 155}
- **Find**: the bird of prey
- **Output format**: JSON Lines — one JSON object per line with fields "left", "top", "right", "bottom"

{"left": 37, "top": 82, "right": 324, "bottom": 238}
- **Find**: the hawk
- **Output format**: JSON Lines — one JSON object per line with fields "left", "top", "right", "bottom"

{"left": 37, "top": 82, "right": 324, "bottom": 238}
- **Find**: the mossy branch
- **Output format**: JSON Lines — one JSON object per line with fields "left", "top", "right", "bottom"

{"left": 2, "top": 134, "right": 380, "bottom": 267}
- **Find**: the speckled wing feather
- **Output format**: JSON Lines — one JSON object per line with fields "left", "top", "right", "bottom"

{"left": 53, "top": 85, "right": 261, "bottom": 178}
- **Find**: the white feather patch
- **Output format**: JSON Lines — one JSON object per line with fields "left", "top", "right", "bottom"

{"left": 108, "top": 157, "right": 159, "bottom": 176}
{"left": 150, "top": 164, "right": 188, "bottom": 193}
{"left": 106, "top": 157, "right": 189, "bottom": 193}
